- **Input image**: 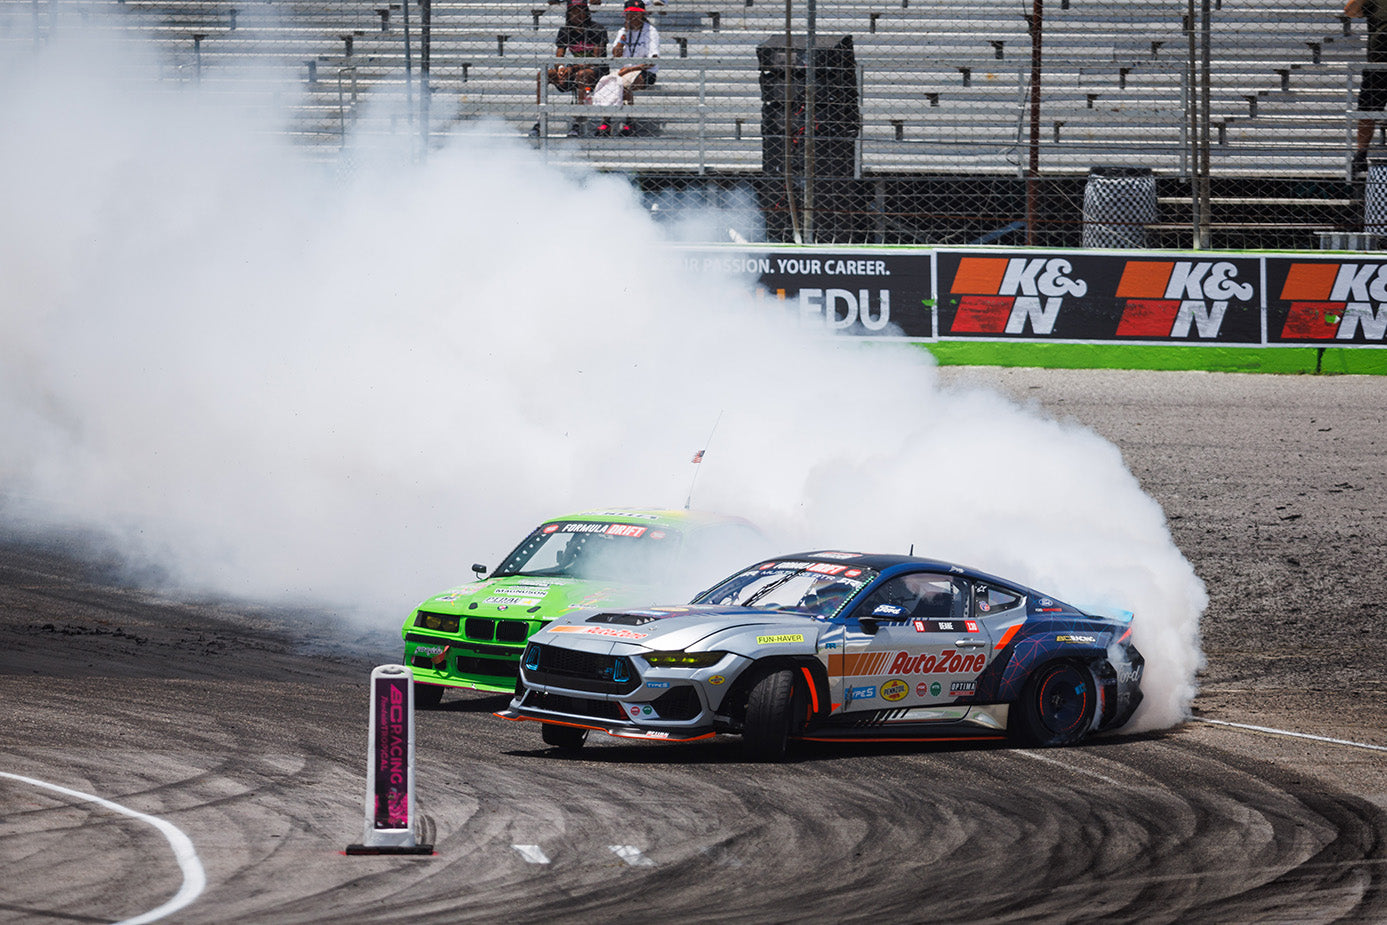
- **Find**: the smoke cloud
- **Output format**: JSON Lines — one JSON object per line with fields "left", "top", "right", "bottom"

{"left": 0, "top": 25, "right": 1203, "bottom": 729}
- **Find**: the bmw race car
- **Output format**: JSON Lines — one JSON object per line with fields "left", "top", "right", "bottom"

{"left": 497, "top": 552, "right": 1145, "bottom": 760}
{"left": 401, "top": 509, "right": 765, "bottom": 705}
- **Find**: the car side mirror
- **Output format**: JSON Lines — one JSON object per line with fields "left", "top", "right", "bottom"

{"left": 472, "top": 563, "right": 488, "bottom": 577}
{"left": 857, "top": 616, "right": 879, "bottom": 635}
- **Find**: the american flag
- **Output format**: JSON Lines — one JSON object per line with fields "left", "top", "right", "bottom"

{"left": 691, "top": 450, "right": 704, "bottom": 463}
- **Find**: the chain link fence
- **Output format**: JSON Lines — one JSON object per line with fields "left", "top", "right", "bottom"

{"left": 6, "top": 0, "right": 1378, "bottom": 248}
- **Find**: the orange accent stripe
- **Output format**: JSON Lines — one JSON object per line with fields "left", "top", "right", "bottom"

{"left": 995, "top": 624, "right": 1022, "bottom": 650}
{"left": 1114, "top": 261, "right": 1174, "bottom": 299}
{"left": 798, "top": 735, "right": 1007, "bottom": 744}
{"left": 950, "top": 257, "right": 1008, "bottom": 294}
{"left": 1280, "top": 262, "right": 1338, "bottom": 301}
{"left": 800, "top": 666, "right": 820, "bottom": 713}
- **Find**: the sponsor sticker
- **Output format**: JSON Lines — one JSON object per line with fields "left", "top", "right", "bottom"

{"left": 950, "top": 681, "right": 976, "bottom": 696}
{"left": 412, "top": 645, "right": 444, "bottom": 658}
{"left": 929, "top": 681, "right": 942, "bottom": 697}
{"left": 549, "top": 625, "right": 649, "bottom": 640}
{"left": 888, "top": 650, "right": 987, "bottom": 675}
{"left": 605, "top": 524, "right": 648, "bottom": 537}
{"left": 880, "top": 679, "right": 908, "bottom": 702}
{"left": 1056, "top": 634, "right": 1097, "bottom": 644}
{"left": 813, "top": 551, "right": 864, "bottom": 560}
{"left": 708, "top": 675, "right": 727, "bottom": 685}
{"left": 757, "top": 633, "right": 805, "bottom": 645}
{"left": 645, "top": 681, "right": 670, "bottom": 689}
{"left": 848, "top": 685, "right": 877, "bottom": 701}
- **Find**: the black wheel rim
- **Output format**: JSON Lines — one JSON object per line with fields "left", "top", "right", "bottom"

{"left": 1036, "top": 664, "right": 1091, "bottom": 736}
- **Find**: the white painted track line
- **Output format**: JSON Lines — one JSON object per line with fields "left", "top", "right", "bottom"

{"left": 1196, "top": 718, "right": 1387, "bottom": 753}
{"left": 0, "top": 771, "right": 206, "bottom": 924}
{"left": 609, "top": 844, "right": 656, "bottom": 867}
{"left": 512, "top": 844, "right": 551, "bottom": 864}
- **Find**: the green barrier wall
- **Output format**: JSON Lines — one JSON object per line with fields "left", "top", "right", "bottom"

{"left": 921, "top": 343, "right": 1387, "bottom": 375}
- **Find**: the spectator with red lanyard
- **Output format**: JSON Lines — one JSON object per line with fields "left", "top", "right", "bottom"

{"left": 596, "top": 0, "right": 660, "bottom": 136}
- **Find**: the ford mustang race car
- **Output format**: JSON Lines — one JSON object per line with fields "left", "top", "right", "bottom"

{"left": 497, "top": 552, "right": 1144, "bottom": 760}
{"left": 401, "top": 509, "right": 765, "bottom": 705}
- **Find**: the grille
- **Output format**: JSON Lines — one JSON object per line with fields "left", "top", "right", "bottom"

{"left": 465, "top": 618, "right": 495, "bottom": 641}
{"left": 526, "top": 644, "right": 640, "bottom": 695}
{"left": 651, "top": 686, "right": 703, "bottom": 720}
{"left": 587, "top": 612, "right": 662, "bottom": 626}
{"left": 527, "top": 690, "right": 626, "bottom": 722}
{"left": 496, "top": 620, "right": 530, "bottom": 643}
{"left": 453, "top": 655, "right": 518, "bottom": 679}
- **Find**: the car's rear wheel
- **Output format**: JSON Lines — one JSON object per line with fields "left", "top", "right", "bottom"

{"left": 1011, "top": 660, "right": 1096, "bottom": 747}
{"left": 414, "top": 682, "right": 444, "bottom": 710}
{"left": 743, "top": 667, "right": 801, "bottom": 762}
{"left": 541, "top": 723, "right": 588, "bottom": 751}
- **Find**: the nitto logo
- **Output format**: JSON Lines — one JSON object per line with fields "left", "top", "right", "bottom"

{"left": 1114, "top": 261, "right": 1254, "bottom": 339}
{"left": 1279, "top": 262, "right": 1387, "bottom": 341}
{"left": 949, "top": 257, "right": 1088, "bottom": 335}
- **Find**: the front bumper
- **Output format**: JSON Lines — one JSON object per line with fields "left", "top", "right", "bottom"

{"left": 404, "top": 635, "right": 526, "bottom": 693}
{"left": 500, "top": 641, "right": 750, "bottom": 740}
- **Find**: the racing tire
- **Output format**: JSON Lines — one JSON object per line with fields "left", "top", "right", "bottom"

{"left": 414, "top": 682, "right": 444, "bottom": 710}
{"left": 742, "top": 667, "right": 801, "bottom": 762}
{"left": 1010, "top": 660, "right": 1097, "bottom": 747}
{"left": 541, "top": 723, "right": 588, "bottom": 751}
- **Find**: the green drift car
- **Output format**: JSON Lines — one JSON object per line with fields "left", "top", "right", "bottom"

{"left": 401, "top": 509, "right": 766, "bottom": 706}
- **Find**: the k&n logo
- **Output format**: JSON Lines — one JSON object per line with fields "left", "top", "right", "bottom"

{"left": 1113, "top": 261, "right": 1253, "bottom": 338}
{"left": 1278, "top": 262, "right": 1387, "bottom": 341}
{"left": 948, "top": 257, "right": 1088, "bottom": 335}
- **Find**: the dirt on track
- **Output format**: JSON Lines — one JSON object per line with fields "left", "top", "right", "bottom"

{"left": 2, "top": 367, "right": 1386, "bottom": 924}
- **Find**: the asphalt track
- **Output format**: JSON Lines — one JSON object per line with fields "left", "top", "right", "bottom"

{"left": 2, "top": 368, "right": 1386, "bottom": 924}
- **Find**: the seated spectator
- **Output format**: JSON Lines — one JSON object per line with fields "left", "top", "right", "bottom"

{"left": 596, "top": 0, "right": 660, "bottom": 136}
{"left": 546, "top": 0, "right": 609, "bottom": 135}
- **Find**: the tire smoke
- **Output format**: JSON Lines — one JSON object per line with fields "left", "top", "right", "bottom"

{"left": 0, "top": 26, "right": 1203, "bottom": 730}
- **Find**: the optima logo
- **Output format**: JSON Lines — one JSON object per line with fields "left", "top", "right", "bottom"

{"left": 948, "top": 257, "right": 1088, "bottom": 335}
{"left": 1278, "top": 262, "right": 1387, "bottom": 341}
{"left": 1113, "top": 261, "right": 1253, "bottom": 338}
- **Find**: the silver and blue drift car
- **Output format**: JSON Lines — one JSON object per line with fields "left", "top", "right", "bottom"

{"left": 497, "top": 552, "right": 1145, "bottom": 761}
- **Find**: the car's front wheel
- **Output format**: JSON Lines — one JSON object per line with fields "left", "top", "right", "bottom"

{"left": 414, "top": 682, "right": 444, "bottom": 710}
{"left": 541, "top": 723, "right": 588, "bottom": 751}
{"left": 742, "top": 667, "right": 802, "bottom": 762}
{"left": 1011, "top": 660, "right": 1097, "bottom": 747}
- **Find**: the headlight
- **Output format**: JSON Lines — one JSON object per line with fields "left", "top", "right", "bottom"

{"left": 642, "top": 651, "right": 726, "bottom": 669}
{"left": 414, "top": 611, "right": 460, "bottom": 634}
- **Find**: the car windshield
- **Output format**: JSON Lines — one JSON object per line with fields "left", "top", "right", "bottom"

{"left": 492, "top": 521, "right": 681, "bottom": 583}
{"left": 693, "top": 560, "right": 878, "bottom": 618}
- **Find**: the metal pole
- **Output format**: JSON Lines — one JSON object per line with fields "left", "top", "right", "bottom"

{"left": 402, "top": 0, "right": 414, "bottom": 124}
{"left": 1196, "top": 0, "right": 1212, "bottom": 248}
{"left": 420, "top": 0, "right": 432, "bottom": 157}
{"left": 783, "top": 0, "right": 802, "bottom": 243}
{"left": 1026, "top": 0, "right": 1043, "bottom": 246}
{"left": 804, "top": 0, "right": 816, "bottom": 243}
{"left": 1186, "top": 0, "right": 1199, "bottom": 244}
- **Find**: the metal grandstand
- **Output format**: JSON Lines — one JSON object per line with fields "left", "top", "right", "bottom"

{"left": 6, "top": 0, "right": 1379, "bottom": 247}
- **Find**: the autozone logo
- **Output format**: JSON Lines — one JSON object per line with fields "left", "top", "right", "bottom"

{"left": 1277, "top": 262, "right": 1387, "bottom": 341}
{"left": 1113, "top": 261, "right": 1254, "bottom": 338}
{"left": 888, "top": 650, "right": 986, "bottom": 674}
{"left": 948, "top": 257, "right": 1088, "bottom": 334}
